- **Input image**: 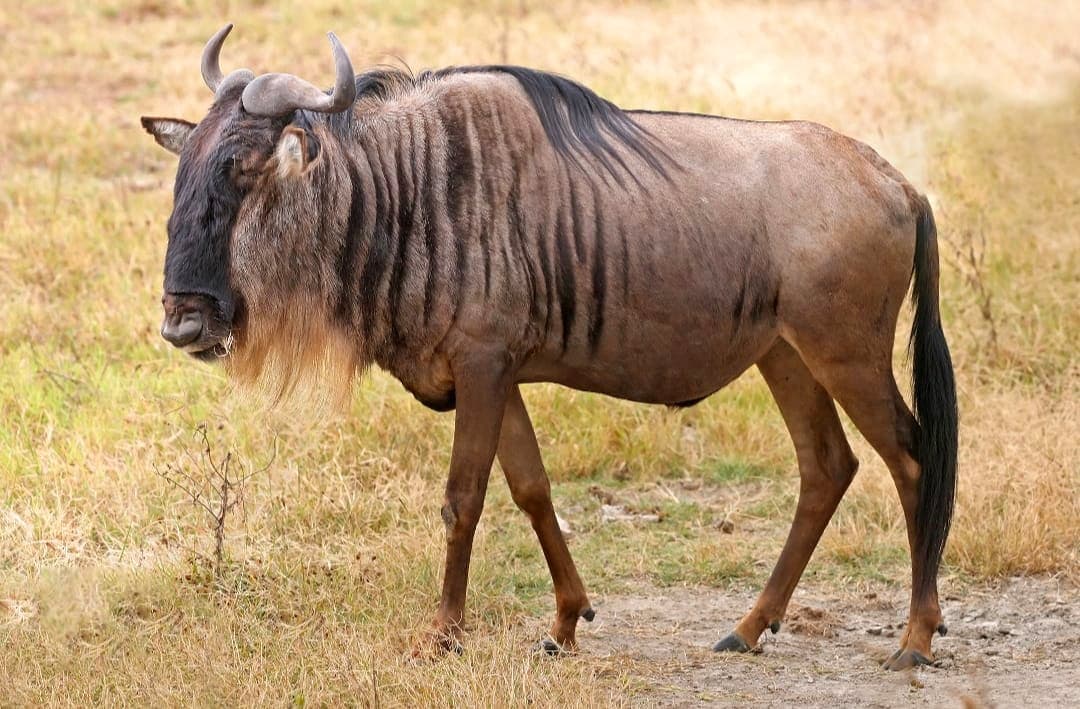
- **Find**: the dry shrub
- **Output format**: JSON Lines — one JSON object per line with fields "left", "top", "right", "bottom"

{"left": 947, "top": 387, "right": 1079, "bottom": 580}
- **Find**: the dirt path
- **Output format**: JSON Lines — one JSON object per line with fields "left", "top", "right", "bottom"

{"left": 578, "top": 577, "right": 1078, "bottom": 707}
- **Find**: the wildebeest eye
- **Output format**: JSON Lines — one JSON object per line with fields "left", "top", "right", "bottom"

{"left": 224, "top": 154, "right": 250, "bottom": 181}
{"left": 216, "top": 155, "right": 237, "bottom": 179}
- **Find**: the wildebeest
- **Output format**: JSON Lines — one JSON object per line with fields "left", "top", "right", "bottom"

{"left": 142, "top": 25, "right": 957, "bottom": 670}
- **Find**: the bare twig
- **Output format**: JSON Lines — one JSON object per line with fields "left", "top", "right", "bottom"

{"left": 947, "top": 225, "right": 998, "bottom": 351}
{"left": 155, "top": 424, "right": 270, "bottom": 578}
{"left": 938, "top": 178, "right": 999, "bottom": 355}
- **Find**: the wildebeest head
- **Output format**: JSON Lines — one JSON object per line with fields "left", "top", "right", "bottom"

{"left": 141, "top": 25, "right": 356, "bottom": 366}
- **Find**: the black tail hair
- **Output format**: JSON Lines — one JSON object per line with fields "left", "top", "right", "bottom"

{"left": 909, "top": 196, "right": 958, "bottom": 600}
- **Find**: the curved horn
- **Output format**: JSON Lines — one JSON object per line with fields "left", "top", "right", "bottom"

{"left": 241, "top": 32, "right": 356, "bottom": 116}
{"left": 201, "top": 24, "right": 234, "bottom": 93}
{"left": 201, "top": 24, "right": 255, "bottom": 100}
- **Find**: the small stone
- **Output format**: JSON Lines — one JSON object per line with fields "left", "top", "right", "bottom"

{"left": 600, "top": 504, "right": 626, "bottom": 522}
{"left": 867, "top": 627, "right": 884, "bottom": 636}
{"left": 600, "top": 504, "right": 660, "bottom": 524}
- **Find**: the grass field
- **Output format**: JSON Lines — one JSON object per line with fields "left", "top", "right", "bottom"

{"left": 1, "top": 0, "right": 1077, "bottom": 705}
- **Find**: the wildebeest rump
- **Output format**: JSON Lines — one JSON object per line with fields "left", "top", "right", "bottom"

{"left": 142, "top": 25, "right": 957, "bottom": 670}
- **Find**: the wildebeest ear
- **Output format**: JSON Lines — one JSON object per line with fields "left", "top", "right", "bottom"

{"left": 274, "top": 125, "right": 320, "bottom": 179}
{"left": 141, "top": 117, "right": 196, "bottom": 156}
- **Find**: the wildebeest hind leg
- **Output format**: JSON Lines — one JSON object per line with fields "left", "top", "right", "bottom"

{"left": 498, "top": 385, "right": 593, "bottom": 654}
{"left": 715, "top": 340, "right": 858, "bottom": 654}
{"left": 802, "top": 354, "right": 944, "bottom": 670}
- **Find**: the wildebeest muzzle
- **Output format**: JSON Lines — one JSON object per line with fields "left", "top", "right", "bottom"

{"left": 160, "top": 293, "right": 231, "bottom": 361}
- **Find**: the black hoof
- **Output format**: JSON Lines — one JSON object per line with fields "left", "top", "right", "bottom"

{"left": 937, "top": 623, "right": 948, "bottom": 636}
{"left": 537, "top": 638, "right": 567, "bottom": 656}
{"left": 882, "top": 648, "right": 932, "bottom": 670}
{"left": 713, "top": 632, "right": 751, "bottom": 653}
{"left": 769, "top": 620, "right": 781, "bottom": 635}
{"left": 581, "top": 607, "right": 596, "bottom": 622}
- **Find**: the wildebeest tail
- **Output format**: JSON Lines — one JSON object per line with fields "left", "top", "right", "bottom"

{"left": 909, "top": 195, "right": 958, "bottom": 600}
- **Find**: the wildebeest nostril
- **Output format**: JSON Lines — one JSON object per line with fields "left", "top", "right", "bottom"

{"left": 161, "top": 311, "right": 205, "bottom": 347}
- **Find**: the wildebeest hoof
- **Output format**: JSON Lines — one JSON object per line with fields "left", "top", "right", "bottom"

{"left": 580, "top": 607, "right": 596, "bottom": 622}
{"left": 937, "top": 623, "right": 948, "bottom": 636}
{"left": 882, "top": 647, "right": 933, "bottom": 670}
{"left": 713, "top": 632, "right": 752, "bottom": 653}
{"left": 537, "top": 638, "right": 571, "bottom": 656}
{"left": 769, "top": 620, "right": 781, "bottom": 634}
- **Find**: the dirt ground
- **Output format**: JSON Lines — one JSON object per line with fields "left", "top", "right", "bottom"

{"left": 577, "top": 577, "right": 1078, "bottom": 707}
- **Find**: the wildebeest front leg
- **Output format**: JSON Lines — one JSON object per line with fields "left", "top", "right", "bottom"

{"left": 497, "top": 385, "right": 593, "bottom": 654}
{"left": 807, "top": 358, "right": 946, "bottom": 670}
{"left": 424, "top": 352, "right": 511, "bottom": 655}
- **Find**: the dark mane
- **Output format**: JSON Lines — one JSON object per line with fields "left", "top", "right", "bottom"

{"left": 304, "top": 68, "right": 413, "bottom": 133}
{"left": 429, "top": 66, "right": 671, "bottom": 182}
{"left": 329, "top": 65, "right": 672, "bottom": 182}
{"left": 355, "top": 67, "right": 413, "bottom": 101}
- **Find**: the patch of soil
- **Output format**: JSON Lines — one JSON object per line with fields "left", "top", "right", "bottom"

{"left": 578, "top": 576, "right": 1078, "bottom": 707}
{"left": 785, "top": 604, "right": 840, "bottom": 638}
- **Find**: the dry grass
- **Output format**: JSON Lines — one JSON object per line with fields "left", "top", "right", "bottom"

{"left": 1, "top": 0, "right": 1077, "bottom": 703}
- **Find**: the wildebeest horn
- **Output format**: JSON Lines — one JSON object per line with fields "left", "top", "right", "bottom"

{"left": 201, "top": 24, "right": 255, "bottom": 99}
{"left": 240, "top": 33, "right": 357, "bottom": 116}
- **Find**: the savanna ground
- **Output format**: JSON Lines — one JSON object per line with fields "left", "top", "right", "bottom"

{"left": 1, "top": 0, "right": 1077, "bottom": 705}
